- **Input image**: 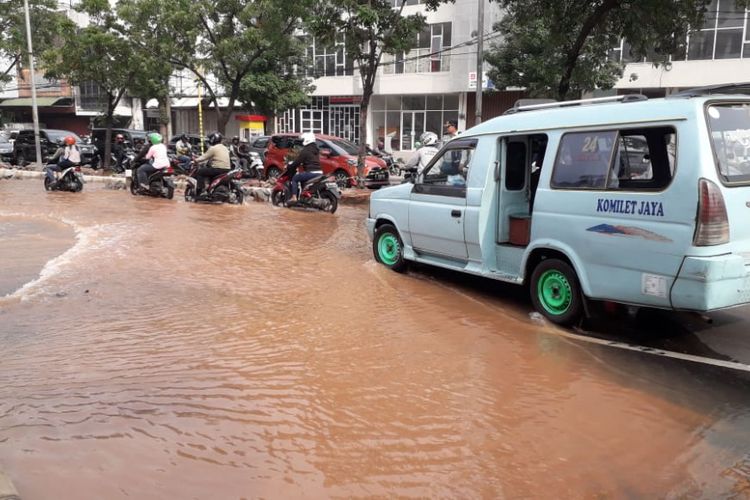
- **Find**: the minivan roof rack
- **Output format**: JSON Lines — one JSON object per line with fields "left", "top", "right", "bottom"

{"left": 504, "top": 94, "right": 647, "bottom": 114}
{"left": 668, "top": 82, "right": 750, "bottom": 98}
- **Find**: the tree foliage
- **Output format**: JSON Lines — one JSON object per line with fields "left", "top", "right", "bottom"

{"left": 308, "top": 0, "right": 447, "bottom": 179}
{"left": 486, "top": 0, "right": 716, "bottom": 100}
{"left": 132, "top": 0, "right": 314, "bottom": 136}
{"left": 0, "top": 0, "right": 70, "bottom": 88}
{"left": 42, "top": 0, "right": 171, "bottom": 167}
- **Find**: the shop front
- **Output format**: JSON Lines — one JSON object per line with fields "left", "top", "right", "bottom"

{"left": 370, "top": 94, "right": 459, "bottom": 152}
{"left": 235, "top": 114, "right": 268, "bottom": 140}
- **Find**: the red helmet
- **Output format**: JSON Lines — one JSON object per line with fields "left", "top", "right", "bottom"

{"left": 64, "top": 136, "right": 76, "bottom": 146}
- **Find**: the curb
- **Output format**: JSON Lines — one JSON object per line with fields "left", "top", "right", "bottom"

{"left": 1, "top": 167, "right": 373, "bottom": 206}
{"left": 0, "top": 167, "right": 122, "bottom": 185}
{"left": 0, "top": 470, "right": 20, "bottom": 500}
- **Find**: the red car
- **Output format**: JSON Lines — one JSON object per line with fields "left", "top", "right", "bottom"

{"left": 263, "top": 134, "right": 389, "bottom": 188}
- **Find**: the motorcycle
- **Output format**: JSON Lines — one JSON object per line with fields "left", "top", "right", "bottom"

{"left": 184, "top": 162, "right": 245, "bottom": 204}
{"left": 367, "top": 146, "right": 401, "bottom": 176}
{"left": 271, "top": 166, "right": 341, "bottom": 214}
{"left": 128, "top": 163, "right": 177, "bottom": 199}
{"left": 231, "top": 150, "right": 264, "bottom": 180}
{"left": 111, "top": 148, "right": 135, "bottom": 174}
{"left": 43, "top": 163, "right": 85, "bottom": 192}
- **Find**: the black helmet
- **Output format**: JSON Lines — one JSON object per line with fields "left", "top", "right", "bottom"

{"left": 179, "top": 133, "right": 188, "bottom": 142}
{"left": 208, "top": 132, "right": 223, "bottom": 145}
{"left": 231, "top": 136, "right": 239, "bottom": 143}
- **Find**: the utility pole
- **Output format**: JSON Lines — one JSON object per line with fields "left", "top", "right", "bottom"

{"left": 23, "top": 0, "right": 43, "bottom": 169}
{"left": 475, "top": 0, "right": 484, "bottom": 126}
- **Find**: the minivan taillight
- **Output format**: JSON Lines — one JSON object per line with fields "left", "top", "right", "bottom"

{"left": 694, "top": 178, "right": 729, "bottom": 246}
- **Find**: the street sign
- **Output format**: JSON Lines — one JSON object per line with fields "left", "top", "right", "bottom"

{"left": 468, "top": 71, "right": 495, "bottom": 91}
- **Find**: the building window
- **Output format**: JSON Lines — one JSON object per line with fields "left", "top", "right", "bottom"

{"left": 611, "top": 1, "right": 748, "bottom": 62}
{"left": 688, "top": 0, "right": 745, "bottom": 60}
{"left": 78, "top": 80, "right": 106, "bottom": 110}
{"left": 306, "top": 35, "right": 353, "bottom": 78}
{"left": 383, "top": 22, "right": 452, "bottom": 74}
{"left": 390, "top": 0, "right": 423, "bottom": 6}
{"left": 371, "top": 94, "right": 459, "bottom": 152}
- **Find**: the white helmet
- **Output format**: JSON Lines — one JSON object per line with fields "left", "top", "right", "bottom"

{"left": 420, "top": 131, "right": 438, "bottom": 146}
{"left": 301, "top": 132, "right": 316, "bottom": 146}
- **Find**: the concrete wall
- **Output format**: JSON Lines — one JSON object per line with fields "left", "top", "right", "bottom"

{"left": 617, "top": 59, "right": 750, "bottom": 91}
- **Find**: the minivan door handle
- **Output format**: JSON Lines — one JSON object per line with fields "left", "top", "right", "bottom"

{"left": 451, "top": 209, "right": 462, "bottom": 218}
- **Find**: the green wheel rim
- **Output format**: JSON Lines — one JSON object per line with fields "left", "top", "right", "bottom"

{"left": 378, "top": 233, "right": 400, "bottom": 266}
{"left": 537, "top": 269, "right": 572, "bottom": 316}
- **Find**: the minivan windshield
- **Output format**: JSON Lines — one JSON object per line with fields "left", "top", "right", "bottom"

{"left": 707, "top": 103, "right": 750, "bottom": 184}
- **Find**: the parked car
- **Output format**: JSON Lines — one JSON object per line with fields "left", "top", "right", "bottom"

{"left": 168, "top": 134, "right": 208, "bottom": 155}
{"left": 247, "top": 135, "right": 270, "bottom": 161}
{"left": 12, "top": 129, "right": 98, "bottom": 167}
{"left": 368, "top": 90, "right": 750, "bottom": 326}
{"left": 0, "top": 133, "right": 13, "bottom": 163}
{"left": 263, "top": 133, "right": 388, "bottom": 188}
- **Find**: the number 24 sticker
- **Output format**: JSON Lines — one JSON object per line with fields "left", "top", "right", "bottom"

{"left": 582, "top": 136, "right": 599, "bottom": 153}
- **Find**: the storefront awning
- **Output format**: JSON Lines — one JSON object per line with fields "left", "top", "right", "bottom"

{"left": 0, "top": 97, "right": 73, "bottom": 107}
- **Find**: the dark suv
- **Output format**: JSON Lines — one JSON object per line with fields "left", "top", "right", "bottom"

{"left": 91, "top": 128, "right": 148, "bottom": 153}
{"left": 12, "top": 129, "right": 98, "bottom": 167}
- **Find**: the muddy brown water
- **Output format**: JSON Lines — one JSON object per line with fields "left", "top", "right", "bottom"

{"left": 1, "top": 179, "right": 750, "bottom": 499}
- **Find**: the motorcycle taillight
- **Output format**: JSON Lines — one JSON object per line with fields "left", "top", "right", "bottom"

{"left": 74, "top": 166, "right": 81, "bottom": 172}
{"left": 165, "top": 167, "right": 174, "bottom": 174}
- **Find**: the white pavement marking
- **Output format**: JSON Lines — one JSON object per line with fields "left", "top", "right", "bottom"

{"left": 551, "top": 325, "right": 750, "bottom": 374}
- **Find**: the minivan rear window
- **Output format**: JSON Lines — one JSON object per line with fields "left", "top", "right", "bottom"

{"left": 707, "top": 103, "right": 750, "bottom": 184}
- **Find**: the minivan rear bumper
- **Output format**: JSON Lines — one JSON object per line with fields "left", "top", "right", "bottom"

{"left": 671, "top": 254, "right": 750, "bottom": 311}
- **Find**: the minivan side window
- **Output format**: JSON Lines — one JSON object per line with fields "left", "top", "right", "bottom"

{"left": 422, "top": 144, "right": 475, "bottom": 188}
{"left": 551, "top": 131, "right": 616, "bottom": 189}
{"left": 552, "top": 127, "right": 675, "bottom": 191}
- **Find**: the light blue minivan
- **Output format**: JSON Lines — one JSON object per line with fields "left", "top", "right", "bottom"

{"left": 367, "top": 91, "right": 750, "bottom": 325}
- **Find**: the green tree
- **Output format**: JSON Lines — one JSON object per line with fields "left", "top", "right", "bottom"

{"left": 308, "top": 0, "right": 446, "bottom": 182}
{"left": 138, "top": 0, "right": 314, "bottom": 137}
{"left": 42, "top": 0, "right": 171, "bottom": 168}
{"left": 0, "top": 0, "right": 69, "bottom": 88}
{"left": 486, "top": 0, "right": 715, "bottom": 100}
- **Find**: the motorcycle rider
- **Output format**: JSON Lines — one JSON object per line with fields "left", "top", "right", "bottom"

{"left": 286, "top": 132, "right": 322, "bottom": 204}
{"left": 175, "top": 133, "right": 192, "bottom": 172}
{"left": 137, "top": 132, "right": 170, "bottom": 190}
{"left": 45, "top": 136, "right": 81, "bottom": 185}
{"left": 113, "top": 133, "right": 126, "bottom": 171}
{"left": 404, "top": 131, "right": 439, "bottom": 174}
{"left": 229, "top": 136, "right": 251, "bottom": 173}
{"left": 193, "top": 132, "right": 231, "bottom": 198}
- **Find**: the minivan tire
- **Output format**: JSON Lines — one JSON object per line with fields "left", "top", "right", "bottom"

{"left": 373, "top": 224, "right": 407, "bottom": 273}
{"left": 530, "top": 258, "right": 583, "bottom": 326}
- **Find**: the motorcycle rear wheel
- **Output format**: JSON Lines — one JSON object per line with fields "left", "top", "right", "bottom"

{"left": 184, "top": 185, "right": 196, "bottom": 202}
{"left": 271, "top": 189, "right": 288, "bottom": 207}
{"left": 319, "top": 190, "right": 338, "bottom": 214}
{"left": 165, "top": 185, "right": 175, "bottom": 199}
{"left": 43, "top": 177, "right": 53, "bottom": 191}
{"left": 230, "top": 187, "right": 244, "bottom": 205}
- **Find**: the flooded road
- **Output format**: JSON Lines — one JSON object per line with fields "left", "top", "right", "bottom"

{"left": 2, "top": 178, "right": 750, "bottom": 498}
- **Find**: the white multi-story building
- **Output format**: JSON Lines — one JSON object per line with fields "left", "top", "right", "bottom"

{"left": 614, "top": 0, "right": 750, "bottom": 96}
{"left": 276, "top": 0, "right": 505, "bottom": 153}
